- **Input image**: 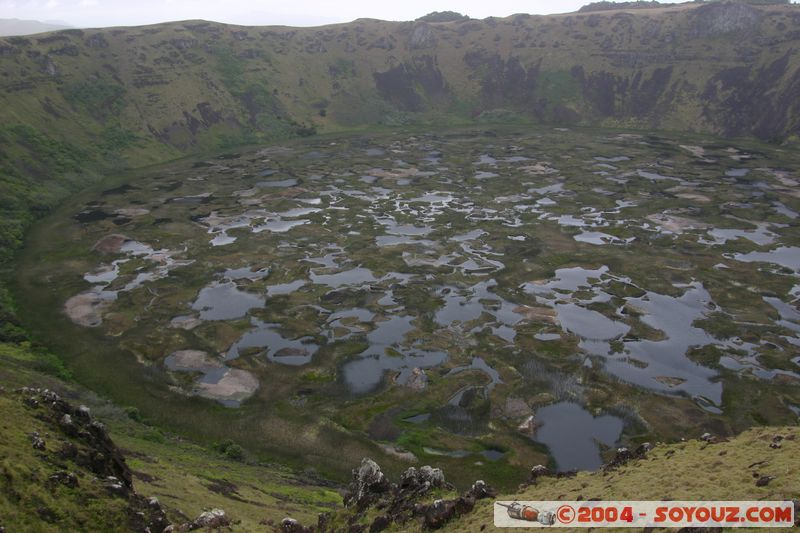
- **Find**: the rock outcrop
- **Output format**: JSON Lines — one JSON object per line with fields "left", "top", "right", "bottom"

{"left": 315, "top": 459, "right": 494, "bottom": 532}
{"left": 17, "top": 387, "right": 171, "bottom": 532}
{"left": 343, "top": 458, "right": 391, "bottom": 510}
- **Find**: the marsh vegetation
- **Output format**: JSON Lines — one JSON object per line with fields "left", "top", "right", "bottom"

{"left": 16, "top": 126, "right": 800, "bottom": 487}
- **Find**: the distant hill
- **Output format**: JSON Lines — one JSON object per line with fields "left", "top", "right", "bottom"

{"left": 0, "top": 18, "right": 71, "bottom": 37}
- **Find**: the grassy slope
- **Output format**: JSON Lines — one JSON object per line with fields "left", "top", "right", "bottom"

{"left": 4, "top": 333, "right": 794, "bottom": 533}
{"left": 446, "top": 426, "right": 800, "bottom": 532}
{"left": 0, "top": 342, "right": 341, "bottom": 531}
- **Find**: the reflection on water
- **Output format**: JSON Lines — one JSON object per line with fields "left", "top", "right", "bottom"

{"left": 191, "top": 282, "right": 265, "bottom": 320}
{"left": 609, "top": 283, "right": 722, "bottom": 403}
{"left": 257, "top": 178, "right": 298, "bottom": 187}
{"left": 267, "top": 279, "right": 307, "bottom": 296}
{"left": 525, "top": 267, "right": 726, "bottom": 406}
{"left": 310, "top": 267, "right": 379, "bottom": 288}
{"left": 555, "top": 303, "right": 629, "bottom": 340}
{"left": 533, "top": 402, "right": 623, "bottom": 471}
{"left": 733, "top": 246, "right": 800, "bottom": 273}
{"left": 341, "top": 314, "right": 447, "bottom": 394}
{"left": 227, "top": 319, "right": 319, "bottom": 366}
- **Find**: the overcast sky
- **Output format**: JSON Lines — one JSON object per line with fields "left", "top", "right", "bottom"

{"left": 0, "top": 0, "right": 695, "bottom": 28}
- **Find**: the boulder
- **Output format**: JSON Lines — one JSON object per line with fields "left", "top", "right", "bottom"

{"left": 529, "top": 464, "right": 550, "bottom": 482}
{"left": 454, "top": 495, "right": 476, "bottom": 515}
{"left": 92, "top": 234, "right": 130, "bottom": 254}
{"left": 77, "top": 405, "right": 92, "bottom": 420}
{"left": 399, "top": 465, "right": 446, "bottom": 493}
{"left": 368, "top": 515, "right": 390, "bottom": 533}
{"left": 344, "top": 459, "right": 390, "bottom": 509}
{"left": 755, "top": 475, "right": 775, "bottom": 487}
{"left": 280, "top": 517, "right": 312, "bottom": 533}
{"left": 190, "top": 508, "right": 229, "bottom": 529}
{"left": 29, "top": 431, "right": 46, "bottom": 450}
{"left": 467, "top": 480, "right": 496, "bottom": 500}
{"left": 604, "top": 447, "right": 633, "bottom": 470}
{"left": 103, "top": 476, "right": 127, "bottom": 496}
{"left": 59, "top": 414, "right": 77, "bottom": 436}
{"left": 404, "top": 368, "right": 428, "bottom": 391}
{"left": 421, "top": 499, "right": 456, "bottom": 529}
{"left": 335, "top": 459, "right": 490, "bottom": 532}
{"left": 634, "top": 442, "right": 654, "bottom": 456}
{"left": 48, "top": 471, "right": 79, "bottom": 488}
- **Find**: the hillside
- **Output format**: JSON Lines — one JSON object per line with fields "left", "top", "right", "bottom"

{"left": 4, "top": 2, "right": 800, "bottom": 152}
{"left": 0, "top": 342, "right": 340, "bottom": 531}
{"left": 2, "top": 1, "right": 800, "bottom": 274}
{"left": 452, "top": 426, "right": 800, "bottom": 531}
{"left": 3, "top": 338, "right": 797, "bottom": 531}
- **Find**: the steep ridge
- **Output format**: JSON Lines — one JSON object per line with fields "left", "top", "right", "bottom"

{"left": 3, "top": 2, "right": 800, "bottom": 151}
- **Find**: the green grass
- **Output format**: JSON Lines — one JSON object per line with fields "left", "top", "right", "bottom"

{"left": 450, "top": 425, "right": 800, "bottom": 532}
{"left": 62, "top": 81, "right": 126, "bottom": 119}
{"left": 0, "top": 342, "right": 341, "bottom": 531}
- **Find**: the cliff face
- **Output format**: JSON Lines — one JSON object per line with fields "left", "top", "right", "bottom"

{"left": 1, "top": 3, "right": 800, "bottom": 156}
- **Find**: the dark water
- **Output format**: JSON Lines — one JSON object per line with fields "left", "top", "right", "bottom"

{"left": 191, "top": 282, "right": 265, "bottom": 320}
{"left": 226, "top": 319, "right": 319, "bottom": 365}
{"left": 257, "top": 178, "right": 299, "bottom": 188}
{"left": 341, "top": 314, "right": 448, "bottom": 393}
{"left": 533, "top": 401, "right": 624, "bottom": 472}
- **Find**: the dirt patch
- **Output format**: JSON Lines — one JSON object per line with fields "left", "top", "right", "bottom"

{"left": 368, "top": 167, "right": 421, "bottom": 179}
{"left": 679, "top": 145, "right": 705, "bottom": 158}
{"left": 654, "top": 376, "right": 688, "bottom": 387}
{"left": 196, "top": 369, "right": 260, "bottom": 402}
{"left": 647, "top": 213, "right": 711, "bottom": 233}
{"left": 168, "top": 350, "right": 220, "bottom": 371}
{"left": 514, "top": 305, "right": 558, "bottom": 324}
{"left": 170, "top": 316, "right": 203, "bottom": 330}
{"left": 115, "top": 208, "right": 150, "bottom": 217}
{"left": 378, "top": 444, "right": 417, "bottom": 462}
{"left": 675, "top": 193, "right": 711, "bottom": 203}
{"left": 206, "top": 479, "right": 241, "bottom": 498}
{"left": 92, "top": 234, "right": 130, "bottom": 254}
{"left": 502, "top": 397, "right": 532, "bottom": 419}
{"left": 64, "top": 291, "right": 110, "bottom": 327}
{"left": 520, "top": 162, "right": 557, "bottom": 175}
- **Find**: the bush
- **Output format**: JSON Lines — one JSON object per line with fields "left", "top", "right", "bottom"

{"left": 124, "top": 406, "right": 142, "bottom": 422}
{"left": 213, "top": 439, "right": 246, "bottom": 461}
{"left": 224, "top": 444, "right": 245, "bottom": 461}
